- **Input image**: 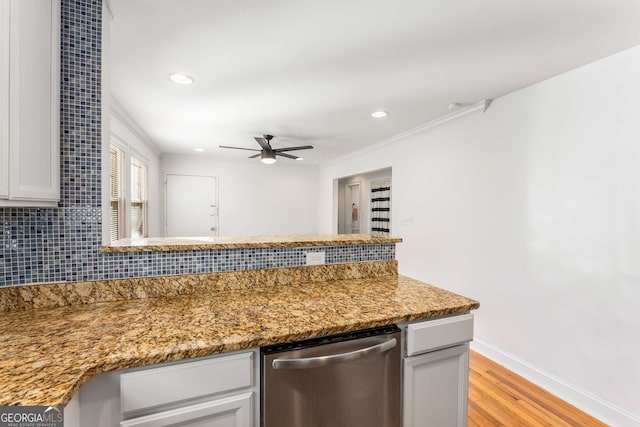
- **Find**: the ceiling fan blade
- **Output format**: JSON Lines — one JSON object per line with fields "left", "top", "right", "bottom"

{"left": 273, "top": 145, "right": 313, "bottom": 152}
{"left": 219, "top": 145, "right": 261, "bottom": 151}
{"left": 276, "top": 152, "right": 300, "bottom": 160}
{"left": 248, "top": 153, "right": 261, "bottom": 158}
{"left": 254, "top": 137, "right": 271, "bottom": 151}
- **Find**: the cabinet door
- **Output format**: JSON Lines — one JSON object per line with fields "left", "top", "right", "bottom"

{"left": 8, "top": 0, "right": 59, "bottom": 201}
{"left": 0, "top": 0, "right": 8, "bottom": 198}
{"left": 119, "top": 392, "right": 253, "bottom": 427}
{"left": 403, "top": 344, "right": 469, "bottom": 427}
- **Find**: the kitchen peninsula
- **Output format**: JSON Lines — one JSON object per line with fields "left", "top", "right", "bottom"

{"left": 0, "top": 235, "right": 479, "bottom": 426}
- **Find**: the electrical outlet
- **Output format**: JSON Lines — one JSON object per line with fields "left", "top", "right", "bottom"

{"left": 306, "top": 251, "right": 326, "bottom": 266}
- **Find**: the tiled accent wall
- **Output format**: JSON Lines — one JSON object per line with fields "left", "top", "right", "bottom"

{"left": 97, "top": 245, "right": 396, "bottom": 281}
{"left": 0, "top": 0, "right": 395, "bottom": 287}
{"left": 1, "top": 0, "right": 103, "bottom": 287}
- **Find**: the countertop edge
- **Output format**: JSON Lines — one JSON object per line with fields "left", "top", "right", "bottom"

{"left": 99, "top": 234, "right": 403, "bottom": 253}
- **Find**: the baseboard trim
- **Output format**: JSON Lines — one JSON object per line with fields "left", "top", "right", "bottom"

{"left": 471, "top": 339, "right": 640, "bottom": 427}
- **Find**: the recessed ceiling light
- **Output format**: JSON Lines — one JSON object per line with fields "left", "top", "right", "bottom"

{"left": 169, "top": 73, "right": 194, "bottom": 85}
{"left": 296, "top": 157, "right": 303, "bottom": 161}
{"left": 371, "top": 111, "right": 388, "bottom": 118}
{"left": 194, "top": 148, "right": 204, "bottom": 152}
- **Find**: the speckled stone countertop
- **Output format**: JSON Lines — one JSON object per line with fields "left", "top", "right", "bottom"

{"left": 100, "top": 234, "right": 402, "bottom": 252}
{"left": 0, "top": 274, "right": 478, "bottom": 407}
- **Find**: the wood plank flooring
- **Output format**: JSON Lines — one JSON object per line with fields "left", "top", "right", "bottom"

{"left": 468, "top": 351, "right": 607, "bottom": 426}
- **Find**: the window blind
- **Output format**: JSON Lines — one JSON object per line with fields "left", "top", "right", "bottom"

{"left": 109, "top": 146, "right": 123, "bottom": 241}
{"left": 130, "top": 156, "right": 148, "bottom": 239}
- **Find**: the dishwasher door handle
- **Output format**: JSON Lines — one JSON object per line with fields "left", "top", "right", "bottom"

{"left": 272, "top": 338, "right": 397, "bottom": 370}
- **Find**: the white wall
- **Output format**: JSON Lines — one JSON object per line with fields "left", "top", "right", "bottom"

{"left": 110, "top": 109, "right": 162, "bottom": 237}
{"left": 161, "top": 155, "right": 319, "bottom": 237}
{"left": 319, "top": 45, "right": 640, "bottom": 424}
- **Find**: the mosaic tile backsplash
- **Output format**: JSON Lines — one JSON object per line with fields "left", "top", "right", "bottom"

{"left": 0, "top": 0, "right": 395, "bottom": 287}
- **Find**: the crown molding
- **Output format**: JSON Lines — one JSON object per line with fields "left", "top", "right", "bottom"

{"left": 324, "top": 99, "right": 491, "bottom": 166}
{"left": 110, "top": 97, "right": 161, "bottom": 155}
{"left": 103, "top": 0, "right": 115, "bottom": 21}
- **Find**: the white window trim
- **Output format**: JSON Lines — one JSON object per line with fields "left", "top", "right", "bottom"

{"left": 101, "top": 1, "right": 111, "bottom": 245}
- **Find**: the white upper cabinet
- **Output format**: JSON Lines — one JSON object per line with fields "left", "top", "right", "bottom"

{"left": 0, "top": 0, "right": 60, "bottom": 206}
{"left": 0, "top": 0, "right": 9, "bottom": 199}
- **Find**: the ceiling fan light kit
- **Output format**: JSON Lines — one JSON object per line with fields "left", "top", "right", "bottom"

{"left": 219, "top": 135, "right": 313, "bottom": 165}
{"left": 261, "top": 151, "right": 277, "bottom": 164}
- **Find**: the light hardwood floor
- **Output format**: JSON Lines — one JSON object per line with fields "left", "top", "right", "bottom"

{"left": 468, "top": 351, "right": 607, "bottom": 426}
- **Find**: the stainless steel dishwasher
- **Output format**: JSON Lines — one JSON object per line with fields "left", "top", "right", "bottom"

{"left": 261, "top": 325, "right": 401, "bottom": 427}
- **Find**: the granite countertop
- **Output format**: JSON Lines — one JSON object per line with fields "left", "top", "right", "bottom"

{"left": 100, "top": 233, "right": 402, "bottom": 253}
{"left": 0, "top": 274, "right": 478, "bottom": 407}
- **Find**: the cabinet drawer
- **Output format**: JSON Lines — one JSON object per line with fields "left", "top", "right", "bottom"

{"left": 120, "top": 392, "right": 253, "bottom": 427}
{"left": 406, "top": 314, "right": 473, "bottom": 356}
{"left": 121, "top": 352, "right": 253, "bottom": 414}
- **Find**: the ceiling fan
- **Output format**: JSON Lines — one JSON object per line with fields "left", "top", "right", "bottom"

{"left": 219, "top": 135, "right": 313, "bottom": 164}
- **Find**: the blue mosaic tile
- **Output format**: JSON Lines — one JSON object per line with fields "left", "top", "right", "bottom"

{"left": 59, "top": 0, "right": 102, "bottom": 208}
{"left": 0, "top": 0, "right": 396, "bottom": 287}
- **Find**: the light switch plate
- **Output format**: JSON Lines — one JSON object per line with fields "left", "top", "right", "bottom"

{"left": 401, "top": 216, "right": 413, "bottom": 225}
{"left": 306, "top": 251, "right": 326, "bottom": 266}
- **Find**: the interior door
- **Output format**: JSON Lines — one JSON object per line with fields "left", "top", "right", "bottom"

{"left": 165, "top": 174, "right": 218, "bottom": 237}
{"left": 343, "top": 182, "right": 361, "bottom": 234}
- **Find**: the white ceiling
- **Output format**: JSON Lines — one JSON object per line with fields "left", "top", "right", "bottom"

{"left": 108, "top": 0, "right": 640, "bottom": 164}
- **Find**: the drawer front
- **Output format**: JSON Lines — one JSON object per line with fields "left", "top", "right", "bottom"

{"left": 120, "top": 392, "right": 253, "bottom": 427}
{"left": 121, "top": 351, "right": 253, "bottom": 414}
{"left": 406, "top": 314, "right": 473, "bottom": 356}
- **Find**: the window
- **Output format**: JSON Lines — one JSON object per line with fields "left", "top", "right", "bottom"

{"left": 109, "top": 143, "right": 148, "bottom": 242}
{"left": 130, "top": 156, "right": 148, "bottom": 239}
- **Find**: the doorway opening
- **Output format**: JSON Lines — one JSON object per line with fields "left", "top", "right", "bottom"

{"left": 336, "top": 167, "right": 392, "bottom": 236}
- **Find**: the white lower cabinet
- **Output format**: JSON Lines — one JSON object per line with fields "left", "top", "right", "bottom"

{"left": 74, "top": 349, "right": 259, "bottom": 427}
{"left": 120, "top": 392, "right": 252, "bottom": 427}
{"left": 403, "top": 314, "right": 474, "bottom": 427}
{"left": 403, "top": 344, "right": 469, "bottom": 427}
